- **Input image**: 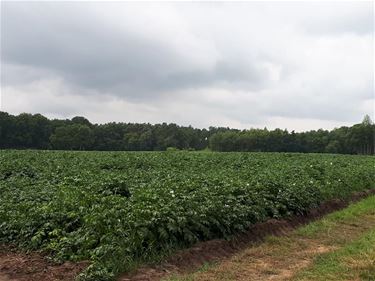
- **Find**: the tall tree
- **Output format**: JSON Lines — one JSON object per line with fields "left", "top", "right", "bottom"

{"left": 50, "top": 124, "right": 94, "bottom": 150}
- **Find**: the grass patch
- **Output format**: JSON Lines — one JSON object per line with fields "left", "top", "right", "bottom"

{"left": 294, "top": 229, "right": 375, "bottom": 281}
{"left": 296, "top": 195, "right": 375, "bottom": 238}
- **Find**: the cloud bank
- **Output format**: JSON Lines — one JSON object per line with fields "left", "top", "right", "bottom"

{"left": 1, "top": 1, "right": 373, "bottom": 131}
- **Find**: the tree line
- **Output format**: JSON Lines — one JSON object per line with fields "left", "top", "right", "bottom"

{"left": 0, "top": 111, "right": 373, "bottom": 154}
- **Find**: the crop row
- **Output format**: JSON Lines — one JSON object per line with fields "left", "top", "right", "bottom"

{"left": 0, "top": 151, "right": 374, "bottom": 280}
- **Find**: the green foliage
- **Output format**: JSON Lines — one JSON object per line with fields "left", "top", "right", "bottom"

{"left": 1, "top": 111, "right": 374, "bottom": 154}
{"left": 0, "top": 151, "right": 374, "bottom": 280}
{"left": 209, "top": 124, "right": 375, "bottom": 155}
{"left": 50, "top": 124, "right": 94, "bottom": 150}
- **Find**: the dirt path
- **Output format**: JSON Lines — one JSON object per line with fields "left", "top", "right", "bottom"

{"left": 0, "top": 274, "right": 11, "bottom": 281}
{"left": 186, "top": 224, "right": 373, "bottom": 281}
{"left": 165, "top": 199, "right": 375, "bottom": 281}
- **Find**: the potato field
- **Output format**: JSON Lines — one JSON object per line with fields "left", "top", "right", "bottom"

{"left": 0, "top": 150, "right": 374, "bottom": 280}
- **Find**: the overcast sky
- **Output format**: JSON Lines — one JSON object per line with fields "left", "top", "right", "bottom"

{"left": 1, "top": 1, "right": 373, "bottom": 131}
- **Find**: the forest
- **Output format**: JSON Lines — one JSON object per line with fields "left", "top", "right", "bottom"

{"left": 0, "top": 111, "right": 373, "bottom": 154}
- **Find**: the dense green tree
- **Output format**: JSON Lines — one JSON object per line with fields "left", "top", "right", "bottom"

{"left": 50, "top": 124, "right": 94, "bottom": 150}
{"left": 0, "top": 111, "right": 373, "bottom": 154}
{"left": 347, "top": 116, "right": 374, "bottom": 155}
{"left": 0, "top": 112, "right": 52, "bottom": 149}
{"left": 71, "top": 116, "right": 92, "bottom": 127}
{"left": 0, "top": 112, "right": 13, "bottom": 148}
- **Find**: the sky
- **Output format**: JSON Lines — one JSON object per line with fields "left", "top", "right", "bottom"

{"left": 1, "top": 1, "right": 374, "bottom": 131}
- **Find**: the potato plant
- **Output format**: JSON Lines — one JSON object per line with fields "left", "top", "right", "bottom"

{"left": 0, "top": 150, "right": 374, "bottom": 280}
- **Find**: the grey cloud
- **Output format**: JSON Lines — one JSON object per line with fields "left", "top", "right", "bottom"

{"left": 301, "top": 2, "right": 374, "bottom": 36}
{"left": 1, "top": 4, "right": 178, "bottom": 91}
{"left": 1, "top": 2, "right": 277, "bottom": 100}
{"left": 161, "top": 59, "right": 271, "bottom": 93}
{"left": 1, "top": 2, "right": 373, "bottom": 129}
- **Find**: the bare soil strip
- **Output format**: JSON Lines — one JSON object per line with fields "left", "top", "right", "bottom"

{"left": 1, "top": 190, "right": 374, "bottom": 281}
{"left": 0, "top": 245, "right": 87, "bottom": 281}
